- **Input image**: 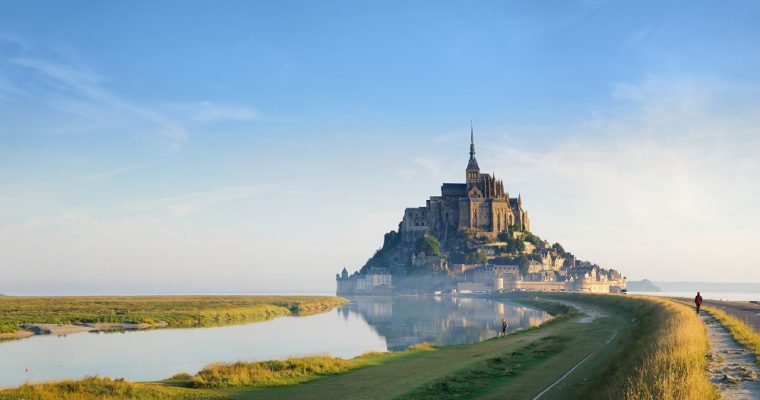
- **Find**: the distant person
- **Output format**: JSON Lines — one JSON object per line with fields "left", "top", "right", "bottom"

{"left": 501, "top": 319, "right": 508, "bottom": 336}
{"left": 695, "top": 292, "right": 703, "bottom": 314}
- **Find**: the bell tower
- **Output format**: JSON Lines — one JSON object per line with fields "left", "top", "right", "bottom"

{"left": 466, "top": 123, "right": 480, "bottom": 184}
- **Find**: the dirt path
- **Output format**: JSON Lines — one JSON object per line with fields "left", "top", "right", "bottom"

{"left": 702, "top": 313, "right": 760, "bottom": 399}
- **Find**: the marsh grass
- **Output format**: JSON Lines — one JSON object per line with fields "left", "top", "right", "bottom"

{"left": 189, "top": 346, "right": 433, "bottom": 389}
{"left": 0, "top": 377, "right": 226, "bottom": 400}
{"left": 704, "top": 305, "right": 760, "bottom": 364}
{"left": 0, "top": 295, "right": 346, "bottom": 334}
{"left": 406, "top": 342, "right": 434, "bottom": 351}
{"left": 191, "top": 355, "right": 359, "bottom": 388}
{"left": 0, "top": 344, "right": 429, "bottom": 398}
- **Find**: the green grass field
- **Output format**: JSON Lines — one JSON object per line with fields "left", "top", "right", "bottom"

{"left": 0, "top": 293, "right": 720, "bottom": 400}
{"left": 0, "top": 295, "right": 346, "bottom": 334}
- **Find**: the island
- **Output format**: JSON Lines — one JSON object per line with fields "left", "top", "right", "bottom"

{"left": 337, "top": 130, "right": 627, "bottom": 295}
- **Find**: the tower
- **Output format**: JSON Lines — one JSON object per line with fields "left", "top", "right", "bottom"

{"left": 466, "top": 122, "right": 480, "bottom": 184}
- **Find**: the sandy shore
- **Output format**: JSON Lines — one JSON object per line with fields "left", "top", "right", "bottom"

{"left": 82, "top": 321, "right": 169, "bottom": 330}
{"left": 0, "top": 330, "right": 34, "bottom": 340}
{"left": 21, "top": 324, "right": 94, "bottom": 335}
{"left": 14, "top": 321, "right": 170, "bottom": 337}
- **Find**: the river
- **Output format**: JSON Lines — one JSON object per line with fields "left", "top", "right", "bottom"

{"left": 0, "top": 295, "right": 551, "bottom": 388}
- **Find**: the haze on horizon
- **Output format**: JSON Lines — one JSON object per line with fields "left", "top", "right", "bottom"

{"left": 1, "top": 1, "right": 759, "bottom": 295}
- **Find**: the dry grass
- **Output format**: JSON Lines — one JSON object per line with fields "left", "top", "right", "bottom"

{"left": 614, "top": 296, "right": 718, "bottom": 400}
{"left": 406, "top": 342, "right": 434, "bottom": 351}
{"left": 704, "top": 305, "right": 760, "bottom": 364}
{"left": 0, "top": 377, "right": 225, "bottom": 400}
{"left": 191, "top": 355, "right": 358, "bottom": 388}
{"left": 547, "top": 294, "right": 719, "bottom": 400}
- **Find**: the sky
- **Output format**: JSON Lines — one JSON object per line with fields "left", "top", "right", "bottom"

{"left": 1, "top": 1, "right": 759, "bottom": 294}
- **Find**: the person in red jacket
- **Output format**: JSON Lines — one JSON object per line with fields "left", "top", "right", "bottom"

{"left": 695, "top": 292, "right": 703, "bottom": 314}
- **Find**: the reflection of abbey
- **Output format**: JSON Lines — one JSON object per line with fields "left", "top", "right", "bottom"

{"left": 401, "top": 129, "right": 530, "bottom": 243}
{"left": 337, "top": 128, "right": 626, "bottom": 295}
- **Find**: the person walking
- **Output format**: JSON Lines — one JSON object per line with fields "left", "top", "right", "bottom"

{"left": 501, "top": 318, "right": 508, "bottom": 336}
{"left": 695, "top": 292, "right": 703, "bottom": 315}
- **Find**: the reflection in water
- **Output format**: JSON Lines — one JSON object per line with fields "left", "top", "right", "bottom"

{"left": 342, "top": 296, "right": 551, "bottom": 350}
{"left": 0, "top": 296, "right": 550, "bottom": 388}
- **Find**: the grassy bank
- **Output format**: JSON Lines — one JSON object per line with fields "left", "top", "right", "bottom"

{"left": 704, "top": 305, "right": 760, "bottom": 364}
{"left": 0, "top": 295, "right": 346, "bottom": 335}
{"left": 532, "top": 293, "right": 718, "bottom": 400}
{"left": 0, "top": 348, "right": 431, "bottom": 400}
{"left": 189, "top": 352, "right": 398, "bottom": 388}
{"left": 0, "top": 377, "right": 226, "bottom": 400}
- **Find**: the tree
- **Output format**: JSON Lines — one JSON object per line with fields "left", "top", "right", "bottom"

{"left": 416, "top": 234, "right": 442, "bottom": 257}
{"left": 552, "top": 242, "right": 566, "bottom": 256}
{"left": 516, "top": 255, "right": 530, "bottom": 274}
{"left": 464, "top": 249, "right": 488, "bottom": 264}
{"left": 515, "top": 239, "right": 526, "bottom": 253}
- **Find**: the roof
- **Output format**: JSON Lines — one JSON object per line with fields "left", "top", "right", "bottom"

{"left": 441, "top": 183, "right": 467, "bottom": 197}
{"left": 467, "top": 157, "right": 480, "bottom": 170}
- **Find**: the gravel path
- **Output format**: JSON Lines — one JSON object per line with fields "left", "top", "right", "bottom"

{"left": 702, "top": 313, "right": 760, "bottom": 399}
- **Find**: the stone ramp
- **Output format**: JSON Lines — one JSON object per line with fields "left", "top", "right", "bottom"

{"left": 702, "top": 313, "right": 760, "bottom": 399}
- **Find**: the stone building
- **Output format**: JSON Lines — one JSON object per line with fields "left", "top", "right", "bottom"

{"left": 336, "top": 267, "right": 392, "bottom": 294}
{"left": 400, "top": 128, "right": 530, "bottom": 243}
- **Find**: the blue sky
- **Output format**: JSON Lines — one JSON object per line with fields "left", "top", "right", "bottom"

{"left": 1, "top": 1, "right": 759, "bottom": 294}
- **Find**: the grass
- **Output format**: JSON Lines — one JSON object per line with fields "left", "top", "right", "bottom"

{"left": 0, "top": 347, "right": 431, "bottom": 399}
{"left": 191, "top": 354, "right": 372, "bottom": 388}
{"left": 704, "top": 305, "right": 760, "bottom": 364}
{"left": 0, "top": 377, "right": 227, "bottom": 400}
{"left": 536, "top": 294, "right": 719, "bottom": 400}
{"left": 396, "top": 335, "right": 568, "bottom": 400}
{"left": 0, "top": 295, "right": 346, "bottom": 334}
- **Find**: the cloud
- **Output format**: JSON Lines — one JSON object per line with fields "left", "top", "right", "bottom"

{"left": 412, "top": 158, "right": 439, "bottom": 174}
{"left": 188, "top": 101, "right": 260, "bottom": 123}
{"left": 140, "top": 186, "right": 262, "bottom": 217}
{"left": 6, "top": 56, "right": 189, "bottom": 148}
{"left": 484, "top": 76, "right": 760, "bottom": 281}
{"left": 78, "top": 164, "right": 144, "bottom": 181}
{"left": 1, "top": 41, "right": 260, "bottom": 149}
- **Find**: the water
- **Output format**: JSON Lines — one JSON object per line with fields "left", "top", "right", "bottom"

{"left": 0, "top": 295, "right": 550, "bottom": 388}
{"left": 631, "top": 291, "right": 759, "bottom": 302}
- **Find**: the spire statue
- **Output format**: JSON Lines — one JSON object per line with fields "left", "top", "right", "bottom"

{"left": 469, "top": 121, "right": 476, "bottom": 160}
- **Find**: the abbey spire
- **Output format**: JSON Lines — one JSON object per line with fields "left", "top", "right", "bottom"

{"left": 466, "top": 122, "right": 480, "bottom": 183}
{"left": 469, "top": 121, "right": 476, "bottom": 160}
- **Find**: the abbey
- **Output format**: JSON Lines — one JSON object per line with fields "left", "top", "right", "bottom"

{"left": 337, "top": 127, "right": 627, "bottom": 296}
{"left": 400, "top": 128, "right": 530, "bottom": 243}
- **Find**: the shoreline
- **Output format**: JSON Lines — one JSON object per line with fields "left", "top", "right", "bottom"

{"left": 0, "top": 295, "right": 347, "bottom": 342}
